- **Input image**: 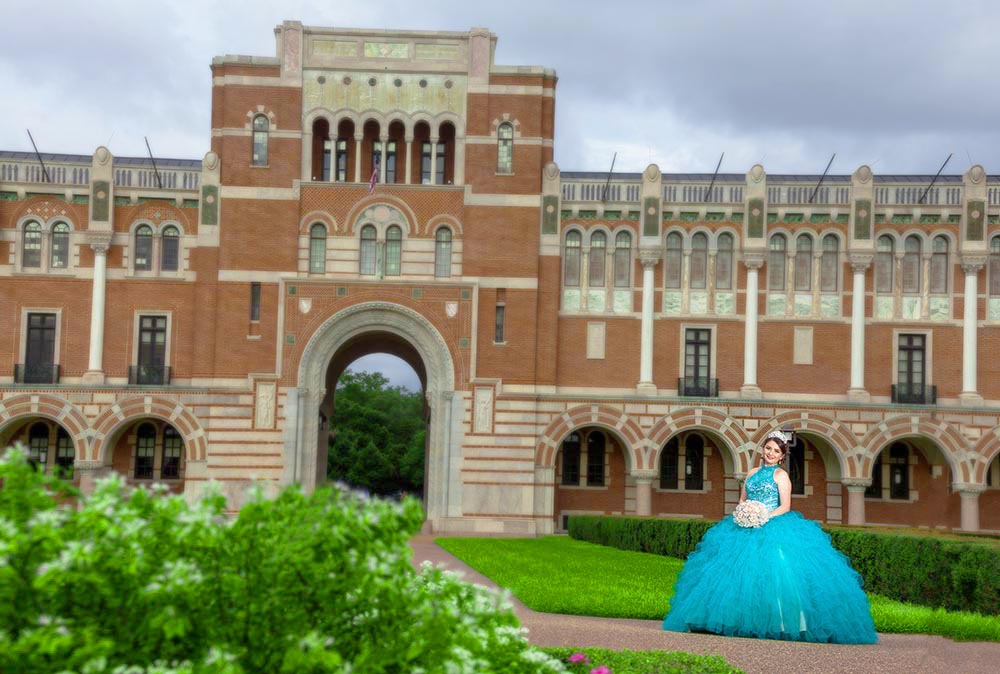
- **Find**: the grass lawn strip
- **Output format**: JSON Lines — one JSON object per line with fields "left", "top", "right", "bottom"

{"left": 437, "top": 536, "right": 1000, "bottom": 643}
{"left": 540, "top": 647, "right": 743, "bottom": 674}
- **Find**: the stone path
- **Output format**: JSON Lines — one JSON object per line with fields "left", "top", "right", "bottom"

{"left": 409, "top": 535, "right": 1000, "bottom": 674}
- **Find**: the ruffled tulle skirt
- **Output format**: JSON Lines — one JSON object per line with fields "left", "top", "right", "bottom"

{"left": 662, "top": 512, "right": 877, "bottom": 644}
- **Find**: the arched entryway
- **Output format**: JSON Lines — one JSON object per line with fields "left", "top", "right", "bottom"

{"left": 552, "top": 425, "right": 632, "bottom": 531}
{"left": 291, "top": 302, "right": 461, "bottom": 529}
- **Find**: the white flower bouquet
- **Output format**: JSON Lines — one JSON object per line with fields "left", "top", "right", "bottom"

{"left": 733, "top": 500, "right": 770, "bottom": 528}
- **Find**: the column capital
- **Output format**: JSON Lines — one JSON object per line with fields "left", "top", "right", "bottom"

{"left": 631, "top": 469, "right": 658, "bottom": 482}
{"left": 848, "top": 253, "right": 873, "bottom": 272}
{"left": 961, "top": 256, "right": 987, "bottom": 274}
{"left": 74, "top": 460, "right": 106, "bottom": 472}
{"left": 404, "top": 135, "right": 414, "bottom": 143}
{"left": 952, "top": 482, "right": 987, "bottom": 495}
{"left": 638, "top": 248, "right": 661, "bottom": 268}
{"left": 87, "top": 232, "right": 113, "bottom": 254}
{"left": 841, "top": 477, "right": 872, "bottom": 490}
{"left": 354, "top": 133, "right": 364, "bottom": 142}
{"left": 742, "top": 251, "right": 765, "bottom": 269}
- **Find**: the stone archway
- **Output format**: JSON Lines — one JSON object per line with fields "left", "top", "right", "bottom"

{"left": 291, "top": 301, "right": 461, "bottom": 530}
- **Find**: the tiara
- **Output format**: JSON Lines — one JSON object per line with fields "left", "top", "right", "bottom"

{"left": 765, "top": 430, "right": 787, "bottom": 444}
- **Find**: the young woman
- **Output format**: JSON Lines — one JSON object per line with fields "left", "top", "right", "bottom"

{"left": 662, "top": 430, "right": 877, "bottom": 644}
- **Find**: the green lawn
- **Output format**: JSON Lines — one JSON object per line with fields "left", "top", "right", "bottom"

{"left": 540, "top": 647, "right": 742, "bottom": 674}
{"left": 437, "top": 535, "right": 1000, "bottom": 642}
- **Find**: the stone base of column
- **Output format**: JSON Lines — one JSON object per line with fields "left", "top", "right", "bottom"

{"left": 846, "top": 388, "right": 871, "bottom": 402}
{"left": 636, "top": 382, "right": 657, "bottom": 396}
{"left": 81, "top": 370, "right": 106, "bottom": 385}
{"left": 739, "top": 384, "right": 762, "bottom": 399}
{"left": 959, "top": 392, "right": 984, "bottom": 407}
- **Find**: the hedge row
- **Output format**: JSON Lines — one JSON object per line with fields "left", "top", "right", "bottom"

{"left": 568, "top": 515, "right": 1000, "bottom": 616}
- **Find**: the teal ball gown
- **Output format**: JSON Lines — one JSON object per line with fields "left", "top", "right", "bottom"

{"left": 662, "top": 464, "right": 877, "bottom": 644}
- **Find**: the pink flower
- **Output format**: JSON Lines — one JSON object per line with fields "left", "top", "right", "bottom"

{"left": 568, "top": 652, "right": 590, "bottom": 664}
{"left": 590, "top": 666, "right": 612, "bottom": 674}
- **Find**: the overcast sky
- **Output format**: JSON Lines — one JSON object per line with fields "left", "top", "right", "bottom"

{"left": 4, "top": 0, "right": 998, "bottom": 389}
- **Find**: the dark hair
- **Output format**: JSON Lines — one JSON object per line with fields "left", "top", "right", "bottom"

{"left": 762, "top": 434, "right": 788, "bottom": 462}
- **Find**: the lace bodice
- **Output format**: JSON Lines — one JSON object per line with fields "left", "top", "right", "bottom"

{"left": 745, "top": 464, "right": 781, "bottom": 511}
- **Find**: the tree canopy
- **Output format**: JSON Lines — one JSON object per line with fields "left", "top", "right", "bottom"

{"left": 327, "top": 370, "right": 425, "bottom": 497}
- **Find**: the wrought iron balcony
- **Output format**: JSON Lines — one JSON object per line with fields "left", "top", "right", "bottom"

{"left": 678, "top": 376, "right": 719, "bottom": 397}
{"left": 14, "top": 363, "right": 60, "bottom": 384}
{"left": 128, "top": 365, "right": 171, "bottom": 386}
{"left": 891, "top": 383, "right": 937, "bottom": 405}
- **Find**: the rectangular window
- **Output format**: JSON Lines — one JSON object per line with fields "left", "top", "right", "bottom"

{"left": 321, "top": 139, "right": 332, "bottom": 181}
{"left": 660, "top": 442, "right": 678, "bottom": 490}
{"left": 715, "top": 250, "right": 733, "bottom": 290}
{"left": 901, "top": 253, "right": 921, "bottom": 293}
{"left": 421, "top": 143, "right": 432, "bottom": 184}
{"left": 335, "top": 140, "right": 348, "bottom": 182}
{"left": 889, "top": 445, "right": 909, "bottom": 500}
{"left": 435, "top": 142, "right": 446, "bottom": 184}
{"left": 897, "top": 334, "right": 925, "bottom": 399}
{"left": 586, "top": 443, "right": 605, "bottom": 486}
{"left": 820, "top": 249, "right": 838, "bottom": 292}
{"left": 794, "top": 250, "right": 812, "bottom": 291}
{"left": 24, "top": 313, "right": 57, "bottom": 384}
{"left": 385, "top": 142, "right": 397, "bottom": 183}
{"left": 664, "top": 248, "right": 682, "bottom": 289}
{"left": 929, "top": 251, "right": 948, "bottom": 294}
{"left": 589, "top": 248, "right": 605, "bottom": 287}
{"left": 768, "top": 250, "right": 786, "bottom": 291}
{"left": 162, "top": 432, "right": 182, "bottom": 479}
{"left": 137, "top": 316, "right": 168, "bottom": 385}
{"left": 135, "top": 435, "right": 155, "bottom": 479}
{"left": 495, "top": 304, "right": 506, "bottom": 343}
{"left": 683, "top": 328, "right": 712, "bottom": 396}
{"left": 876, "top": 251, "right": 894, "bottom": 293}
{"left": 250, "top": 283, "right": 261, "bottom": 322}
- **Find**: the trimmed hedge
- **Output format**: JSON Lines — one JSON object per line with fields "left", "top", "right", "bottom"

{"left": 569, "top": 515, "right": 1000, "bottom": 616}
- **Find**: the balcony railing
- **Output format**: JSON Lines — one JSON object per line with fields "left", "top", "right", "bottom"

{"left": 14, "top": 363, "right": 60, "bottom": 384}
{"left": 678, "top": 377, "right": 719, "bottom": 397}
{"left": 128, "top": 365, "right": 172, "bottom": 386}
{"left": 891, "top": 383, "right": 936, "bottom": 405}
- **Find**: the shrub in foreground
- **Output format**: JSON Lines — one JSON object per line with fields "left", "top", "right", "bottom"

{"left": 0, "top": 446, "right": 564, "bottom": 673}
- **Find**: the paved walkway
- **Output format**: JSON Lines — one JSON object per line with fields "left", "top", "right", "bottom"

{"left": 410, "top": 535, "right": 1000, "bottom": 674}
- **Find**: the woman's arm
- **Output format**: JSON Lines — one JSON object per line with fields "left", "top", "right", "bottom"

{"left": 739, "top": 466, "right": 760, "bottom": 503}
{"left": 769, "top": 468, "right": 793, "bottom": 517}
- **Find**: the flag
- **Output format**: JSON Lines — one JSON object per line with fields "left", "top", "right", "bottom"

{"left": 368, "top": 154, "right": 380, "bottom": 194}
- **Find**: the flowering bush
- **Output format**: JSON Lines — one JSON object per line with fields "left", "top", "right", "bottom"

{"left": 732, "top": 500, "right": 769, "bottom": 528}
{"left": 0, "top": 446, "right": 564, "bottom": 673}
{"left": 564, "top": 651, "right": 612, "bottom": 674}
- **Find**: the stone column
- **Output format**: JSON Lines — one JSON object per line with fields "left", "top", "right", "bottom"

{"left": 953, "top": 483, "right": 986, "bottom": 532}
{"left": 841, "top": 478, "right": 870, "bottom": 526}
{"left": 453, "top": 133, "right": 466, "bottom": 185}
{"left": 83, "top": 235, "right": 112, "bottom": 384}
{"left": 353, "top": 134, "right": 363, "bottom": 183}
{"left": 637, "top": 249, "right": 660, "bottom": 394}
{"left": 404, "top": 135, "right": 414, "bottom": 185}
{"left": 633, "top": 469, "right": 657, "bottom": 516}
{"left": 75, "top": 461, "right": 109, "bottom": 497}
{"left": 960, "top": 259, "right": 985, "bottom": 405}
{"left": 379, "top": 135, "right": 388, "bottom": 184}
{"left": 429, "top": 136, "right": 439, "bottom": 185}
{"left": 848, "top": 255, "right": 872, "bottom": 401}
{"left": 741, "top": 253, "right": 764, "bottom": 397}
{"left": 707, "top": 251, "right": 717, "bottom": 314}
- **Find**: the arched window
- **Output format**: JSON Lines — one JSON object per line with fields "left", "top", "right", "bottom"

{"left": 28, "top": 423, "right": 49, "bottom": 469}
{"left": 589, "top": 231, "right": 606, "bottom": 287}
{"left": 690, "top": 232, "right": 708, "bottom": 289}
{"left": 385, "top": 226, "right": 402, "bottom": 276}
{"left": 664, "top": 232, "right": 683, "bottom": 289}
{"left": 991, "top": 237, "right": 1000, "bottom": 297}
{"left": 715, "top": 233, "right": 733, "bottom": 290}
{"left": 563, "top": 231, "right": 581, "bottom": 287}
{"left": 561, "top": 432, "right": 581, "bottom": 485}
{"left": 134, "top": 423, "right": 156, "bottom": 479}
{"left": 434, "top": 228, "right": 452, "bottom": 278}
{"left": 820, "top": 234, "right": 839, "bottom": 292}
{"left": 161, "top": 226, "right": 179, "bottom": 272}
{"left": 252, "top": 114, "right": 269, "bottom": 166}
{"left": 309, "top": 223, "right": 327, "bottom": 274}
{"left": 875, "top": 236, "right": 894, "bottom": 293}
{"left": 794, "top": 235, "right": 813, "bottom": 291}
{"left": 162, "top": 426, "right": 182, "bottom": 479}
{"left": 50, "top": 223, "right": 70, "bottom": 269}
{"left": 134, "top": 225, "right": 153, "bottom": 271}
{"left": 684, "top": 434, "right": 704, "bottom": 490}
{"left": 902, "top": 235, "right": 921, "bottom": 293}
{"left": 23, "top": 221, "right": 42, "bottom": 268}
{"left": 929, "top": 236, "right": 948, "bottom": 294}
{"left": 55, "top": 427, "right": 74, "bottom": 478}
{"left": 586, "top": 431, "right": 606, "bottom": 486}
{"left": 360, "top": 225, "right": 377, "bottom": 275}
{"left": 768, "top": 234, "right": 786, "bottom": 291}
{"left": 659, "top": 436, "right": 679, "bottom": 489}
{"left": 614, "top": 231, "right": 632, "bottom": 288}
{"left": 497, "top": 122, "right": 514, "bottom": 174}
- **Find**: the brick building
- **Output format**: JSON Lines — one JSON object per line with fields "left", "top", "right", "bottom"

{"left": 3, "top": 22, "right": 1000, "bottom": 534}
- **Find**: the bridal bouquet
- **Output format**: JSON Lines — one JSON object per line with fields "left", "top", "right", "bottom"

{"left": 733, "top": 500, "right": 769, "bottom": 528}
